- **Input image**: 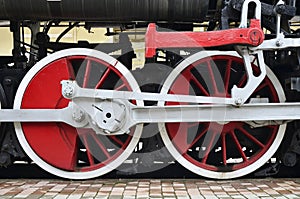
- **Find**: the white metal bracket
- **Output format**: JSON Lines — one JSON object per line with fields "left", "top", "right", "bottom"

{"left": 231, "top": 48, "right": 266, "bottom": 105}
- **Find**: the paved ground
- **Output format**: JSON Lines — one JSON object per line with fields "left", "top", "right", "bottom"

{"left": 0, "top": 178, "right": 299, "bottom": 199}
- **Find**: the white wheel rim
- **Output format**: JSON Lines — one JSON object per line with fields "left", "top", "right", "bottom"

{"left": 14, "top": 48, "right": 143, "bottom": 179}
{"left": 158, "top": 51, "right": 286, "bottom": 179}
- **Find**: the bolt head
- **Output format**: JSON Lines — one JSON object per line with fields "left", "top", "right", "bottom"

{"left": 276, "top": 39, "right": 283, "bottom": 47}
{"left": 235, "top": 98, "right": 243, "bottom": 106}
{"left": 63, "top": 86, "right": 74, "bottom": 98}
{"left": 72, "top": 110, "right": 85, "bottom": 122}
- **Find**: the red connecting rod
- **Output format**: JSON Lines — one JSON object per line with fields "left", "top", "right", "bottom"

{"left": 145, "top": 19, "right": 264, "bottom": 58}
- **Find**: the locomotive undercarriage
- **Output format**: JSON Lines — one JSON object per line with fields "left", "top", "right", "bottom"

{"left": 0, "top": 0, "right": 299, "bottom": 179}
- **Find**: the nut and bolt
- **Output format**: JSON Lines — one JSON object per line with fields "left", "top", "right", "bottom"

{"left": 235, "top": 98, "right": 243, "bottom": 106}
{"left": 72, "top": 110, "right": 85, "bottom": 122}
{"left": 63, "top": 85, "right": 74, "bottom": 98}
{"left": 276, "top": 39, "right": 283, "bottom": 47}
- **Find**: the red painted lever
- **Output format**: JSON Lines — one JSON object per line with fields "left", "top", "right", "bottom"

{"left": 145, "top": 19, "right": 264, "bottom": 58}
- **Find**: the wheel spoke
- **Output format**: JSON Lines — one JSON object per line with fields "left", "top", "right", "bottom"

{"left": 91, "top": 133, "right": 111, "bottom": 159}
{"left": 95, "top": 68, "right": 112, "bottom": 88}
{"left": 237, "top": 74, "right": 247, "bottom": 88}
{"left": 64, "top": 58, "right": 76, "bottom": 79}
{"left": 201, "top": 130, "right": 217, "bottom": 164}
{"left": 238, "top": 127, "right": 265, "bottom": 149}
{"left": 254, "top": 82, "right": 267, "bottom": 93}
{"left": 81, "top": 132, "right": 95, "bottom": 166}
{"left": 109, "top": 135, "right": 125, "bottom": 147}
{"left": 222, "top": 132, "right": 227, "bottom": 166}
{"left": 83, "top": 59, "right": 92, "bottom": 88}
{"left": 190, "top": 73, "right": 210, "bottom": 96}
{"left": 115, "top": 83, "right": 127, "bottom": 91}
{"left": 189, "top": 124, "right": 209, "bottom": 149}
{"left": 229, "top": 130, "right": 248, "bottom": 162}
{"left": 224, "top": 59, "right": 232, "bottom": 93}
{"left": 207, "top": 61, "right": 219, "bottom": 94}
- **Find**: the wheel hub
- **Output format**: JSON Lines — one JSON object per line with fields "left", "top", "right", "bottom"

{"left": 90, "top": 100, "right": 127, "bottom": 134}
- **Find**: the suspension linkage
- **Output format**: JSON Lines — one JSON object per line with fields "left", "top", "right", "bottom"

{"left": 59, "top": 80, "right": 300, "bottom": 133}
{"left": 61, "top": 80, "right": 234, "bottom": 105}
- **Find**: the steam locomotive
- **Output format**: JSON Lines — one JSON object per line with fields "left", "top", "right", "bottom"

{"left": 0, "top": 0, "right": 299, "bottom": 179}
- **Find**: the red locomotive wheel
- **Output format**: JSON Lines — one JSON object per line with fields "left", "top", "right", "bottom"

{"left": 159, "top": 51, "right": 286, "bottom": 179}
{"left": 14, "top": 49, "right": 143, "bottom": 179}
